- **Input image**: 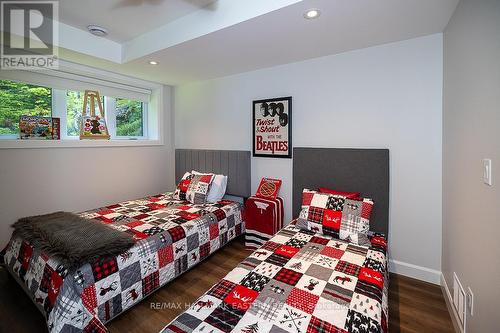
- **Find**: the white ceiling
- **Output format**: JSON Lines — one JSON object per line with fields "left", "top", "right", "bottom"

{"left": 56, "top": 0, "right": 459, "bottom": 85}
{"left": 59, "top": 0, "right": 217, "bottom": 42}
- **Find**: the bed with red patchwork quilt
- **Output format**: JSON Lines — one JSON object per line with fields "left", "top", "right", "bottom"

{"left": 161, "top": 222, "right": 388, "bottom": 333}
{"left": 1, "top": 192, "right": 244, "bottom": 333}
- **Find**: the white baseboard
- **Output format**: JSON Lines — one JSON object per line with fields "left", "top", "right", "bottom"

{"left": 389, "top": 259, "right": 441, "bottom": 284}
{"left": 440, "top": 274, "right": 463, "bottom": 333}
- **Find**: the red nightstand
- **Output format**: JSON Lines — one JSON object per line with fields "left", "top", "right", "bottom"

{"left": 244, "top": 196, "right": 284, "bottom": 250}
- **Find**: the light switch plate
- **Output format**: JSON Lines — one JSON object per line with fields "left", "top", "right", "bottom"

{"left": 483, "top": 159, "right": 492, "bottom": 186}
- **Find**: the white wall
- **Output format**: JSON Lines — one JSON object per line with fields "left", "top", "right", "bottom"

{"left": 175, "top": 34, "right": 443, "bottom": 282}
{"left": 0, "top": 86, "right": 175, "bottom": 248}
{"left": 443, "top": 0, "right": 500, "bottom": 331}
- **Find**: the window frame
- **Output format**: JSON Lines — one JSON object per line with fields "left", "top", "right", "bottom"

{"left": 107, "top": 97, "right": 148, "bottom": 140}
{"left": 48, "top": 90, "right": 149, "bottom": 140}
{"left": 0, "top": 61, "right": 164, "bottom": 149}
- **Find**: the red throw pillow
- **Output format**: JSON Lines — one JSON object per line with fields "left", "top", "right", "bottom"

{"left": 298, "top": 189, "right": 374, "bottom": 246}
{"left": 173, "top": 172, "right": 215, "bottom": 204}
{"left": 318, "top": 187, "right": 361, "bottom": 199}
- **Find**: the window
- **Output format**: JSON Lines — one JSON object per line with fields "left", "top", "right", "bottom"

{"left": 0, "top": 80, "right": 52, "bottom": 136}
{"left": 0, "top": 79, "right": 151, "bottom": 140}
{"left": 66, "top": 90, "right": 84, "bottom": 137}
{"left": 0, "top": 63, "right": 161, "bottom": 148}
{"left": 115, "top": 98, "right": 144, "bottom": 137}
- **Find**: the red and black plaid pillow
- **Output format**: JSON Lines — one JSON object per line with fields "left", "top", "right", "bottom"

{"left": 173, "top": 172, "right": 193, "bottom": 201}
{"left": 297, "top": 189, "right": 374, "bottom": 246}
{"left": 173, "top": 172, "right": 215, "bottom": 204}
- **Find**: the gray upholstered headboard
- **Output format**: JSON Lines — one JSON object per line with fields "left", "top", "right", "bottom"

{"left": 175, "top": 149, "right": 251, "bottom": 198}
{"left": 293, "top": 148, "right": 390, "bottom": 235}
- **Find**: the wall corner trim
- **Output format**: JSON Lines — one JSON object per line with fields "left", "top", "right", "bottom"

{"left": 389, "top": 259, "right": 441, "bottom": 285}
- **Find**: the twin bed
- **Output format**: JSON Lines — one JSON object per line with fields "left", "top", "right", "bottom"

{"left": 1, "top": 150, "right": 250, "bottom": 332}
{"left": 1, "top": 148, "right": 390, "bottom": 333}
{"left": 163, "top": 221, "right": 389, "bottom": 333}
{"left": 162, "top": 148, "right": 390, "bottom": 333}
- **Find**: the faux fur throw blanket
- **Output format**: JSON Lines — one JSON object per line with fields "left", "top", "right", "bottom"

{"left": 12, "top": 211, "right": 135, "bottom": 271}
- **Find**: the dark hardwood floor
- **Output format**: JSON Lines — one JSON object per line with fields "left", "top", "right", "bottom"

{"left": 0, "top": 238, "right": 454, "bottom": 333}
{"left": 389, "top": 273, "right": 454, "bottom": 333}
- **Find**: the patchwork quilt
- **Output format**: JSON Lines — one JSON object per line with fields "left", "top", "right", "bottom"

{"left": 162, "top": 223, "right": 388, "bottom": 333}
{"left": 1, "top": 192, "right": 244, "bottom": 333}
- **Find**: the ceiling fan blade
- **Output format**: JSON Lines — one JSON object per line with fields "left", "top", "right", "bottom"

{"left": 115, "top": 0, "right": 217, "bottom": 9}
{"left": 181, "top": 0, "right": 218, "bottom": 10}
{"left": 114, "top": 0, "right": 165, "bottom": 8}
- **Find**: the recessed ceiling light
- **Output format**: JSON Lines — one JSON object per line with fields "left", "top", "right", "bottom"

{"left": 148, "top": 61, "right": 159, "bottom": 65}
{"left": 304, "top": 9, "right": 321, "bottom": 19}
{"left": 87, "top": 25, "right": 108, "bottom": 37}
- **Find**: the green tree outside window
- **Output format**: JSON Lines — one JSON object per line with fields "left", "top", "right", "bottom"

{"left": 0, "top": 80, "right": 52, "bottom": 135}
{"left": 116, "top": 98, "right": 143, "bottom": 136}
{"left": 66, "top": 90, "right": 84, "bottom": 137}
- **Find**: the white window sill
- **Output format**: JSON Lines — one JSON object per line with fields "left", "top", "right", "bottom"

{"left": 0, "top": 139, "right": 163, "bottom": 149}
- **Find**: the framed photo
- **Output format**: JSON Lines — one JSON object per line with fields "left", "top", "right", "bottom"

{"left": 80, "top": 115, "right": 110, "bottom": 139}
{"left": 253, "top": 96, "right": 292, "bottom": 158}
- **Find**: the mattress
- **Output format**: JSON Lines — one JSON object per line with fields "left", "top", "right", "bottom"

{"left": 1, "top": 192, "right": 244, "bottom": 333}
{"left": 162, "top": 222, "right": 388, "bottom": 333}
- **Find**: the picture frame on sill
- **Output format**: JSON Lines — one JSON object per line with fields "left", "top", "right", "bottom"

{"left": 80, "top": 90, "right": 110, "bottom": 140}
{"left": 253, "top": 96, "right": 292, "bottom": 158}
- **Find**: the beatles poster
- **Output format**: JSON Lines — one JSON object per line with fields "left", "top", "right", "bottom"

{"left": 253, "top": 97, "right": 292, "bottom": 158}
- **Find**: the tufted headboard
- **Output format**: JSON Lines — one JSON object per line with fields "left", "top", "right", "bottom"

{"left": 175, "top": 149, "right": 251, "bottom": 198}
{"left": 293, "top": 147, "right": 390, "bottom": 235}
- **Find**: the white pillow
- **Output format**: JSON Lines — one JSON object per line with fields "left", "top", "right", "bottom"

{"left": 191, "top": 170, "right": 228, "bottom": 203}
